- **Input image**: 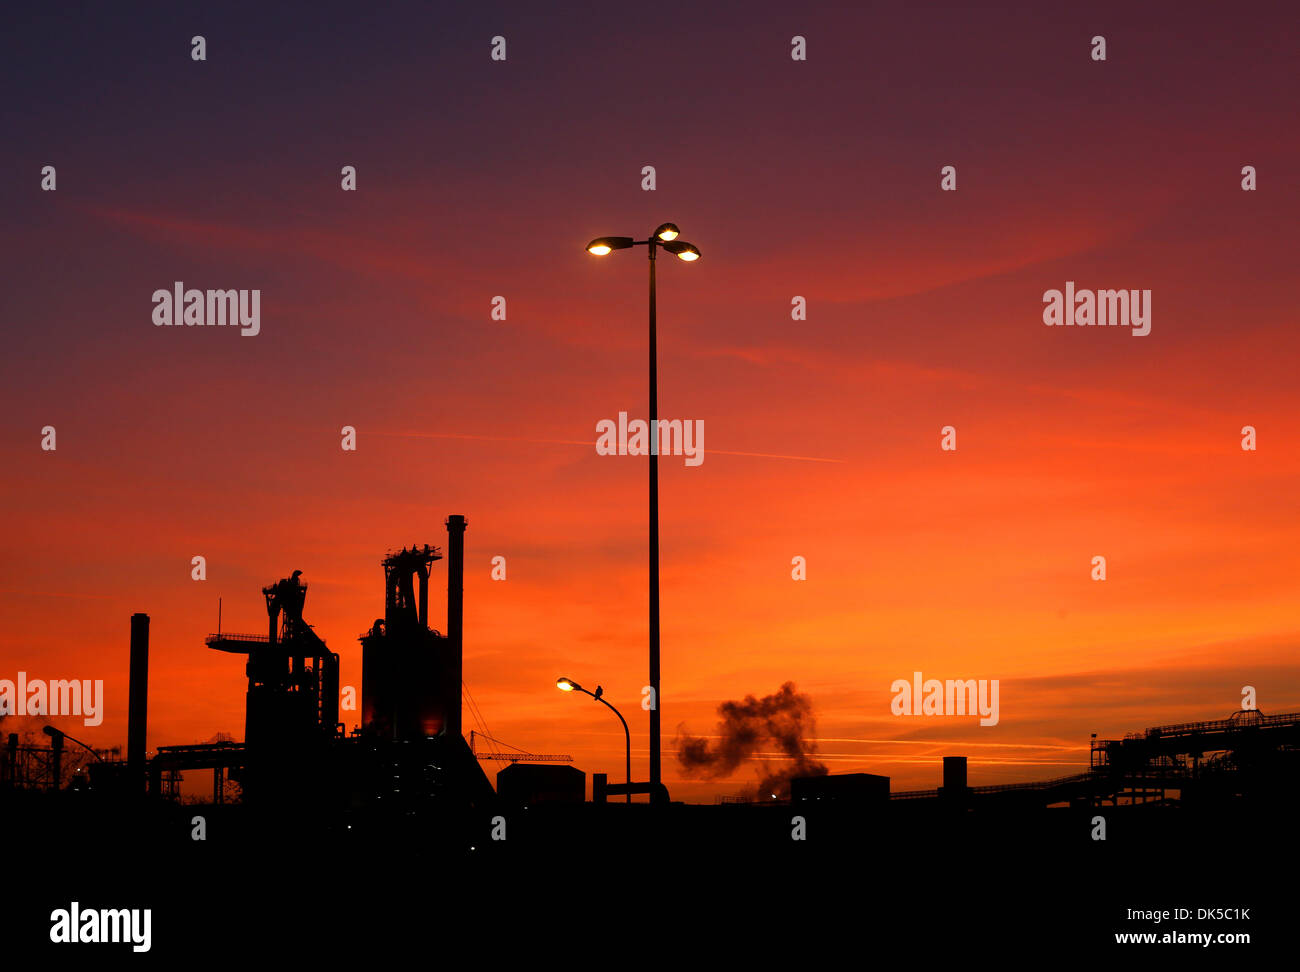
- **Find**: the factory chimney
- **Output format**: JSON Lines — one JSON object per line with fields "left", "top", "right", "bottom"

{"left": 445, "top": 515, "right": 466, "bottom": 740}
{"left": 128, "top": 613, "right": 150, "bottom": 791}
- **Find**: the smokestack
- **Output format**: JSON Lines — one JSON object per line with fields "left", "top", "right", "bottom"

{"left": 445, "top": 515, "right": 466, "bottom": 740}
{"left": 128, "top": 613, "right": 150, "bottom": 791}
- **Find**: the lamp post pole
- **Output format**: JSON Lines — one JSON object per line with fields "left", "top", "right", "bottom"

{"left": 647, "top": 239, "right": 661, "bottom": 792}
{"left": 597, "top": 693, "right": 632, "bottom": 805}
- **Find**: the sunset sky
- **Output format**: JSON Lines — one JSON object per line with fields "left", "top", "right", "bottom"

{"left": 2, "top": 1, "right": 1298, "bottom": 801}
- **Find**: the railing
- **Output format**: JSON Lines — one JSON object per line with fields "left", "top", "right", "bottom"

{"left": 205, "top": 632, "right": 270, "bottom": 644}
{"left": 1123, "top": 711, "right": 1300, "bottom": 741}
{"left": 972, "top": 772, "right": 1096, "bottom": 794}
{"left": 892, "top": 773, "right": 1095, "bottom": 801}
{"left": 891, "top": 763, "right": 1197, "bottom": 801}
{"left": 156, "top": 742, "right": 244, "bottom": 753}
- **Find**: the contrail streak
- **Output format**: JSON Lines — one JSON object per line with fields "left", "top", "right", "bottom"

{"left": 0, "top": 590, "right": 114, "bottom": 600}
{"left": 373, "top": 430, "right": 845, "bottom": 463}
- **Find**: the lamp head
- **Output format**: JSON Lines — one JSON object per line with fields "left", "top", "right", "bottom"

{"left": 653, "top": 222, "right": 680, "bottom": 241}
{"left": 556, "top": 677, "right": 582, "bottom": 692}
{"left": 586, "top": 236, "right": 635, "bottom": 256}
{"left": 661, "top": 240, "right": 700, "bottom": 262}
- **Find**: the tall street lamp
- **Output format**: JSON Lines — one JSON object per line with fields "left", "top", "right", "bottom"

{"left": 557, "top": 677, "right": 631, "bottom": 803}
{"left": 585, "top": 222, "right": 700, "bottom": 794}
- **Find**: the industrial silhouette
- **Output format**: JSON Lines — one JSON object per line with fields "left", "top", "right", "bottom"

{"left": 2, "top": 511, "right": 1300, "bottom": 862}
{"left": 4, "top": 513, "right": 1297, "bottom": 953}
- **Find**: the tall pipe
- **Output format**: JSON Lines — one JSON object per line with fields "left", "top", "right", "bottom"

{"left": 398, "top": 569, "right": 417, "bottom": 627}
{"left": 49, "top": 731, "right": 63, "bottom": 791}
{"left": 417, "top": 563, "right": 429, "bottom": 629}
{"left": 321, "top": 652, "right": 340, "bottom": 732}
{"left": 128, "top": 613, "right": 150, "bottom": 791}
{"left": 445, "top": 515, "right": 466, "bottom": 740}
{"left": 4, "top": 733, "right": 16, "bottom": 787}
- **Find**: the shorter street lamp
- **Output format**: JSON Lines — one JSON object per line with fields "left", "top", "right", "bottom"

{"left": 557, "top": 677, "right": 631, "bottom": 803}
{"left": 44, "top": 725, "right": 103, "bottom": 760}
{"left": 44, "top": 724, "right": 106, "bottom": 792}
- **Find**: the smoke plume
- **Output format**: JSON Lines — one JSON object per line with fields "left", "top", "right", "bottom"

{"left": 676, "top": 682, "right": 828, "bottom": 799}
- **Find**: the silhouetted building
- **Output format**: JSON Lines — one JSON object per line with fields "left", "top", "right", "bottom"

{"left": 360, "top": 516, "right": 466, "bottom": 740}
{"left": 498, "top": 764, "right": 586, "bottom": 805}
{"left": 943, "top": 756, "right": 967, "bottom": 792}
{"left": 205, "top": 571, "right": 340, "bottom": 752}
{"left": 122, "top": 514, "right": 497, "bottom": 813}
{"left": 791, "top": 772, "right": 890, "bottom": 803}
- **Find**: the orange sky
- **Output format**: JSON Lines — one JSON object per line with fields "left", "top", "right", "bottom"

{"left": 2, "top": 1, "right": 1298, "bottom": 801}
